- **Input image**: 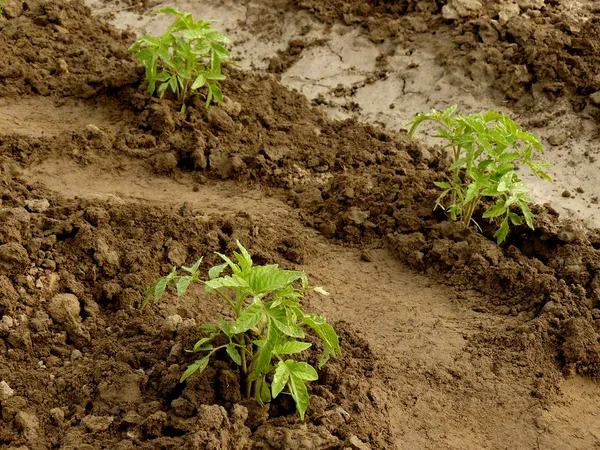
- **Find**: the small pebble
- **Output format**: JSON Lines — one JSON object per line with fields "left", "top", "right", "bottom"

{"left": 0, "top": 380, "right": 15, "bottom": 401}
{"left": 561, "top": 190, "right": 571, "bottom": 198}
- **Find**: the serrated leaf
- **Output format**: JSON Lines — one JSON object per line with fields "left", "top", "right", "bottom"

{"left": 217, "top": 318, "right": 234, "bottom": 337}
{"left": 254, "top": 324, "right": 283, "bottom": 377}
{"left": 232, "top": 302, "right": 264, "bottom": 334}
{"left": 208, "top": 263, "right": 228, "bottom": 280}
{"left": 494, "top": 218, "right": 510, "bottom": 245}
{"left": 508, "top": 212, "right": 523, "bottom": 226}
{"left": 180, "top": 355, "right": 210, "bottom": 382}
{"left": 204, "top": 274, "right": 249, "bottom": 291}
{"left": 182, "top": 257, "right": 203, "bottom": 274}
{"left": 246, "top": 266, "right": 304, "bottom": 295}
{"left": 519, "top": 201, "right": 534, "bottom": 229}
{"left": 285, "top": 360, "right": 319, "bottom": 381}
{"left": 215, "top": 252, "right": 241, "bottom": 274}
{"left": 209, "top": 84, "right": 223, "bottom": 103}
{"left": 154, "top": 6, "right": 185, "bottom": 17}
{"left": 193, "top": 337, "right": 213, "bottom": 351}
{"left": 268, "top": 307, "right": 304, "bottom": 339}
{"left": 303, "top": 315, "right": 341, "bottom": 368}
{"left": 234, "top": 241, "right": 253, "bottom": 269}
{"left": 274, "top": 340, "right": 312, "bottom": 355}
{"left": 226, "top": 343, "right": 242, "bottom": 365}
{"left": 176, "top": 276, "right": 193, "bottom": 296}
{"left": 288, "top": 369, "right": 310, "bottom": 420}
{"left": 191, "top": 73, "right": 206, "bottom": 90}
{"left": 198, "top": 323, "right": 219, "bottom": 334}
{"left": 260, "top": 379, "right": 271, "bottom": 403}
{"left": 272, "top": 361, "right": 290, "bottom": 398}
{"left": 154, "top": 278, "right": 168, "bottom": 302}
{"left": 434, "top": 181, "right": 452, "bottom": 189}
{"left": 482, "top": 202, "right": 506, "bottom": 219}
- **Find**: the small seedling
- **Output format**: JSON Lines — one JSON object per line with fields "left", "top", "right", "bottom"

{"left": 144, "top": 241, "right": 341, "bottom": 420}
{"left": 129, "top": 7, "right": 231, "bottom": 112}
{"left": 407, "top": 105, "right": 552, "bottom": 244}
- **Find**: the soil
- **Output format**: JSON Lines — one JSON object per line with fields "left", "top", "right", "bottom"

{"left": 1, "top": 0, "right": 600, "bottom": 449}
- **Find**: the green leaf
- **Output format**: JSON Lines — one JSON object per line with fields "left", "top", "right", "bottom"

{"left": 255, "top": 324, "right": 283, "bottom": 377}
{"left": 482, "top": 201, "right": 507, "bottom": 219}
{"left": 176, "top": 276, "right": 193, "bottom": 296}
{"left": 193, "top": 337, "right": 213, "bottom": 351}
{"left": 154, "top": 277, "right": 168, "bottom": 302}
{"left": 154, "top": 6, "right": 185, "bottom": 17}
{"left": 212, "top": 43, "right": 231, "bottom": 59}
{"left": 260, "top": 379, "right": 271, "bottom": 403}
{"left": 215, "top": 252, "right": 241, "bottom": 274}
{"left": 246, "top": 266, "right": 305, "bottom": 295}
{"left": 169, "top": 76, "right": 178, "bottom": 94}
{"left": 494, "top": 218, "right": 510, "bottom": 245}
{"left": 272, "top": 361, "right": 290, "bottom": 398}
{"left": 508, "top": 212, "right": 523, "bottom": 226}
{"left": 217, "top": 318, "right": 234, "bottom": 337}
{"left": 191, "top": 73, "right": 206, "bottom": 90}
{"left": 274, "top": 340, "right": 312, "bottom": 355}
{"left": 204, "top": 274, "right": 249, "bottom": 291}
{"left": 180, "top": 355, "right": 210, "bottom": 382}
{"left": 288, "top": 369, "right": 311, "bottom": 420}
{"left": 232, "top": 302, "right": 264, "bottom": 334}
{"left": 268, "top": 307, "right": 304, "bottom": 339}
{"left": 519, "top": 201, "right": 534, "bottom": 229}
{"left": 285, "top": 360, "right": 319, "bottom": 381}
{"left": 209, "top": 84, "right": 223, "bottom": 104}
{"left": 434, "top": 181, "right": 452, "bottom": 189}
{"left": 205, "top": 71, "right": 226, "bottom": 81}
{"left": 208, "top": 263, "right": 228, "bottom": 280}
{"left": 182, "top": 257, "right": 203, "bottom": 274}
{"left": 226, "top": 343, "right": 242, "bottom": 365}
{"left": 198, "top": 323, "right": 219, "bottom": 334}
{"left": 303, "top": 314, "right": 341, "bottom": 368}
{"left": 234, "top": 241, "right": 253, "bottom": 270}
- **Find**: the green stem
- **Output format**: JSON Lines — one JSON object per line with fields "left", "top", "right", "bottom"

{"left": 204, "top": 285, "right": 237, "bottom": 314}
{"left": 450, "top": 146, "right": 460, "bottom": 221}
{"left": 463, "top": 195, "right": 480, "bottom": 227}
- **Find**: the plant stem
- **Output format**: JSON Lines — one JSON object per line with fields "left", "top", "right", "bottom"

{"left": 463, "top": 195, "right": 480, "bottom": 227}
{"left": 450, "top": 146, "right": 460, "bottom": 221}
{"left": 208, "top": 287, "right": 237, "bottom": 313}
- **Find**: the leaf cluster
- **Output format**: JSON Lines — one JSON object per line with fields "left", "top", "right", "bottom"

{"left": 407, "top": 105, "right": 552, "bottom": 244}
{"left": 128, "top": 7, "right": 230, "bottom": 111}
{"left": 144, "top": 241, "right": 341, "bottom": 420}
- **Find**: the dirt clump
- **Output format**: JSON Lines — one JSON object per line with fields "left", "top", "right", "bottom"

{"left": 0, "top": 0, "right": 138, "bottom": 98}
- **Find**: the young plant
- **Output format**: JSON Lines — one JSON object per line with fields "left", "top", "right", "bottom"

{"left": 407, "top": 105, "right": 552, "bottom": 244}
{"left": 144, "top": 241, "right": 341, "bottom": 420}
{"left": 129, "top": 7, "right": 231, "bottom": 112}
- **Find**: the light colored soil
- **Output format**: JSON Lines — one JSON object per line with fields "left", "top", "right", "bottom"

{"left": 90, "top": 0, "right": 600, "bottom": 228}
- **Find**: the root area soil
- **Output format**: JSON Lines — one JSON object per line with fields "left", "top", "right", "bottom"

{"left": 1, "top": 1, "right": 600, "bottom": 449}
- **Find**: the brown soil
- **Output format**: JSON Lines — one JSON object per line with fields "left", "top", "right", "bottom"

{"left": 1, "top": 0, "right": 600, "bottom": 449}
{"left": 295, "top": 0, "right": 600, "bottom": 112}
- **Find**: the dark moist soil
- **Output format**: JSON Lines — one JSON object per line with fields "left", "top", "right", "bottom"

{"left": 294, "top": 0, "right": 600, "bottom": 113}
{"left": 1, "top": 0, "right": 600, "bottom": 448}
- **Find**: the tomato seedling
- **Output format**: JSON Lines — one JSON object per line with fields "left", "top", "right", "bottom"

{"left": 144, "top": 241, "right": 341, "bottom": 420}
{"left": 129, "top": 7, "right": 231, "bottom": 112}
{"left": 408, "top": 105, "right": 552, "bottom": 244}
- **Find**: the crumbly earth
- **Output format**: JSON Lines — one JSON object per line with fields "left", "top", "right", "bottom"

{"left": 1, "top": 0, "right": 600, "bottom": 449}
